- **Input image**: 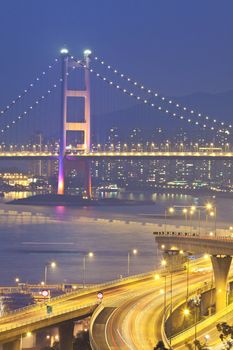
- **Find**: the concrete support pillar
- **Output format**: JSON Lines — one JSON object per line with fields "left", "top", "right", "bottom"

{"left": 59, "top": 321, "right": 74, "bottom": 350}
{"left": 211, "top": 255, "right": 232, "bottom": 312}
{"left": 200, "top": 289, "right": 215, "bottom": 316}
{"left": 3, "top": 339, "right": 20, "bottom": 350}
{"left": 163, "top": 250, "right": 186, "bottom": 271}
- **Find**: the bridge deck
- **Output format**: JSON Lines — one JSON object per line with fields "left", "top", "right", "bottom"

{"left": 0, "top": 151, "right": 233, "bottom": 160}
{"left": 154, "top": 232, "right": 233, "bottom": 255}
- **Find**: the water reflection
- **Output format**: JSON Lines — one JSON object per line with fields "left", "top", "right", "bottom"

{"left": 0, "top": 190, "right": 231, "bottom": 286}
{"left": 0, "top": 294, "right": 34, "bottom": 314}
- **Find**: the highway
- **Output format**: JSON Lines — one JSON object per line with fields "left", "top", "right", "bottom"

{"left": 0, "top": 270, "right": 199, "bottom": 344}
{"left": 0, "top": 276, "right": 157, "bottom": 342}
{"left": 172, "top": 299, "right": 233, "bottom": 350}
{"left": 3, "top": 255, "right": 231, "bottom": 350}
{"left": 91, "top": 259, "right": 214, "bottom": 349}
{"left": 0, "top": 258, "right": 210, "bottom": 346}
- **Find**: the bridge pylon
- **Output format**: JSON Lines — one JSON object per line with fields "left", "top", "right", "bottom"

{"left": 57, "top": 48, "right": 92, "bottom": 197}
{"left": 211, "top": 255, "right": 232, "bottom": 311}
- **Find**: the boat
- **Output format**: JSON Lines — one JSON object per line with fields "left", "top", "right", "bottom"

{"left": 97, "top": 184, "right": 119, "bottom": 193}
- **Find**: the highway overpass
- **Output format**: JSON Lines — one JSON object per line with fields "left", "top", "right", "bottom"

{"left": 154, "top": 231, "right": 233, "bottom": 311}
{"left": 0, "top": 272, "right": 169, "bottom": 350}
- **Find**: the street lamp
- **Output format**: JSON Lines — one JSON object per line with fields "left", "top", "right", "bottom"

{"left": 205, "top": 203, "right": 212, "bottom": 211}
{"left": 210, "top": 208, "right": 217, "bottom": 237}
{"left": 83, "top": 252, "right": 94, "bottom": 288}
{"left": 205, "top": 203, "right": 217, "bottom": 237}
{"left": 127, "top": 249, "right": 138, "bottom": 276}
{"left": 161, "top": 258, "right": 168, "bottom": 335}
{"left": 161, "top": 259, "right": 167, "bottom": 268}
{"left": 189, "top": 209, "right": 195, "bottom": 235}
{"left": 164, "top": 207, "right": 175, "bottom": 234}
{"left": 169, "top": 204, "right": 215, "bottom": 236}
{"left": 183, "top": 307, "right": 190, "bottom": 332}
{"left": 161, "top": 259, "right": 167, "bottom": 319}
{"left": 169, "top": 271, "right": 173, "bottom": 345}
{"left": 186, "top": 257, "right": 190, "bottom": 302}
{"left": 44, "top": 261, "right": 56, "bottom": 285}
{"left": 182, "top": 208, "right": 188, "bottom": 230}
{"left": 188, "top": 295, "right": 201, "bottom": 350}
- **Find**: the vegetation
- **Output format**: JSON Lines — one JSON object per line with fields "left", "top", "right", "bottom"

{"left": 216, "top": 322, "right": 233, "bottom": 349}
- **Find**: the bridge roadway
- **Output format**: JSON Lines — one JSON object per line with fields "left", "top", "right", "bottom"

{"left": 0, "top": 257, "right": 227, "bottom": 350}
{"left": 92, "top": 260, "right": 233, "bottom": 350}
{"left": 154, "top": 231, "right": 233, "bottom": 256}
{"left": 154, "top": 232, "right": 233, "bottom": 312}
{"left": 171, "top": 301, "right": 233, "bottom": 349}
{"left": 0, "top": 258, "right": 209, "bottom": 349}
{"left": 0, "top": 271, "right": 182, "bottom": 347}
{"left": 0, "top": 151, "right": 233, "bottom": 160}
{"left": 90, "top": 258, "right": 213, "bottom": 349}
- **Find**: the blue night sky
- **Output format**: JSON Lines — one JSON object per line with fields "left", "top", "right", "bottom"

{"left": 0, "top": 0, "right": 233, "bottom": 102}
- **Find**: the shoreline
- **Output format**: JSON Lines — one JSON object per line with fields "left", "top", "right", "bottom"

{"left": 7, "top": 194, "right": 155, "bottom": 207}
{"left": 123, "top": 187, "right": 233, "bottom": 198}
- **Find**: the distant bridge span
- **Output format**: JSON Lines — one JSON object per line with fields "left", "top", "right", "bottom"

{"left": 0, "top": 151, "right": 233, "bottom": 160}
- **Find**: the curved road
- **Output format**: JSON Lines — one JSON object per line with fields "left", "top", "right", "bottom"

{"left": 92, "top": 261, "right": 213, "bottom": 349}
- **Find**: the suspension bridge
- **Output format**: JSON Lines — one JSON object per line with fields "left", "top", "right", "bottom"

{"left": 0, "top": 47, "right": 232, "bottom": 197}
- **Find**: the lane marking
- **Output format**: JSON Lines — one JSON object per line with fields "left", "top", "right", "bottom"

{"left": 117, "top": 329, "right": 135, "bottom": 350}
{"left": 105, "top": 307, "right": 120, "bottom": 349}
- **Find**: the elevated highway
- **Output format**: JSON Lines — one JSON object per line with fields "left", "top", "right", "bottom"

{"left": 90, "top": 259, "right": 214, "bottom": 349}
{"left": 0, "top": 254, "right": 227, "bottom": 350}
{"left": 0, "top": 272, "right": 168, "bottom": 349}
{"left": 1, "top": 232, "right": 233, "bottom": 349}
{"left": 154, "top": 232, "right": 233, "bottom": 311}
{"left": 154, "top": 231, "right": 233, "bottom": 256}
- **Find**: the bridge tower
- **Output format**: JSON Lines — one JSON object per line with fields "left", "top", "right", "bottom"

{"left": 58, "top": 48, "right": 92, "bottom": 197}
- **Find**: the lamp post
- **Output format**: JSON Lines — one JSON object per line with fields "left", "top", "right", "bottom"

{"left": 189, "top": 295, "right": 201, "bottom": 350}
{"left": 161, "top": 259, "right": 167, "bottom": 316}
{"left": 182, "top": 208, "right": 188, "bottom": 230}
{"left": 186, "top": 257, "right": 190, "bottom": 302}
{"left": 189, "top": 209, "right": 195, "bottom": 235}
{"left": 169, "top": 204, "right": 216, "bottom": 236}
{"left": 210, "top": 208, "right": 217, "bottom": 237}
{"left": 169, "top": 271, "right": 173, "bottom": 346}
{"left": 197, "top": 209, "right": 201, "bottom": 235}
{"left": 164, "top": 207, "right": 174, "bottom": 234}
{"left": 205, "top": 203, "right": 217, "bottom": 237}
{"left": 83, "top": 252, "right": 94, "bottom": 288}
{"left": 127, "top": 249, "right": 138, "bottom": 276}
{"left": 44, "top": 261, "right": 56, "bottom": 285}
{"left": 190, "top": 206, "right": 201, "bottom": 235}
